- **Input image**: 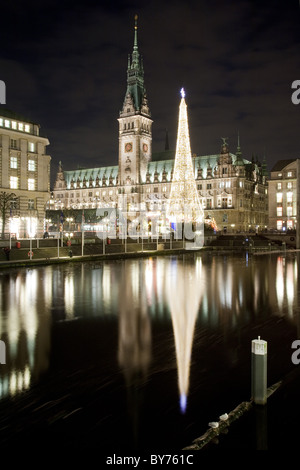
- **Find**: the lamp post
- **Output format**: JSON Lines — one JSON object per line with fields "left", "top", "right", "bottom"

{"left": 66, "top": 217, "right": 73, "bottom": 232}
{"left": 45, "top": 218, "right": 52, "bottom": 233}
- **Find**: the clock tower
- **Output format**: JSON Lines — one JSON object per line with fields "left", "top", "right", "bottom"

{"left": 118, "top": 15, "right": 152, "bottom": 200}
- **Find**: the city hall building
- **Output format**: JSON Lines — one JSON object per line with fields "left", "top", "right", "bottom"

{"left": 51, "top": 18, "right": 268, "bottom": 234}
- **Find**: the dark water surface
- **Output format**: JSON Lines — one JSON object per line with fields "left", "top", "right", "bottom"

{"left": 0, "top": 252, "right": 299, "bottom": 452}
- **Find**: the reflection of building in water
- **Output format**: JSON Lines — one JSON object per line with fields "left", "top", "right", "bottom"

{"left": 118, "top": 260, "right": 152, "bottom": 384}
{"left": 272, "top": 255, "right": 298, "bottom": 320}
{"left": 166, "top": 257, "right": 204, "bottom": 413}
{"left": 118, "top": 259, "right": 152, "bottom": 446}
{"left": 0, "top": 269, "right": 52, "bottom": 399}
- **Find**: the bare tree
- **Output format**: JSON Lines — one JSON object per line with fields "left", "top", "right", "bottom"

{"left": 0, "top": 192, "right": 16, "bottom": 239}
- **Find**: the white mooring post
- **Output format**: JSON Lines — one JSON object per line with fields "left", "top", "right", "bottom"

{"left": 251, "top": 336, "right": 267, "bottom": 405}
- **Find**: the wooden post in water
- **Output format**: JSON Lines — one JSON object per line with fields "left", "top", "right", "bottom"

{"left": 251, "top": 336, "right": 267, "bottom": 405}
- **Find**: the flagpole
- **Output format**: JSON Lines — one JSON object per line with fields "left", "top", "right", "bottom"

{"left": 60, "top": 210, "right": 64, "bottom": 247}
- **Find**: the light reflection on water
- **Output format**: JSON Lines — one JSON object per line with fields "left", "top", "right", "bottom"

{"left": 0, "top": 252, "right": 299, "bottom": 413}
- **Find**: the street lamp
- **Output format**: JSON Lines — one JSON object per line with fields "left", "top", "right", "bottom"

{"left": 66, "top": 217, "right": 73, "bottom": 232}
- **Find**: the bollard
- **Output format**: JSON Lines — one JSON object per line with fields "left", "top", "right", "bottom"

{"left": 251, "top": 336, "right": 267, "bottom": 405}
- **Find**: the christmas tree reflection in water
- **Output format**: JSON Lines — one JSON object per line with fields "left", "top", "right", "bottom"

{"left": 166, "top": 257, "right": 204, "bottom": 413}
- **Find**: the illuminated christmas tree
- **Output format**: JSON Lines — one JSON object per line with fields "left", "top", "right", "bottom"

{"left": 167, "top": 89, "right": 204, "bottom": 245}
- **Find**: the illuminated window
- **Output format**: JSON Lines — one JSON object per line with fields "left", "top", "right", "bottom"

{"left": 10, "top": 156, "right": 17, "bottom": 169}
{"left": 277, "top": 183, "right": 282, "bottom": 190}
{"left": 276, "top": 193, "right": 282, "bottom": 203}
{"left": 11, "top": 121, "right": 17, "bottom": 129}
{"left": 277, "top": 220, "right": 282, "bottom": 230}
{"left": 10, "top": 197, "right": 18, "bottom": 210}
{"left": 287, "top": 206, "right": 293, "bottom": 217}
{"left": 225, "top": 181, "right": 231, "bottom": 188}
{"left": 287, "top": 171, "right": 292, "bottom": 177}
{"left": 28, "top": 142, "right": 35, "bottom": 152}
{"left": 4, "top": 119, "right": 10, "bottom": 128}
{"left": 28, "top": 160, "right": 35, "bottom": 171}
{"left": 28, "top": 199, "right": 35, "bottom": 210}
{"left": 18, "top": 122, "right": 23, "bottom": 131}
{"left": 10, "top": 176, "right": 18, "bottom": 189}
{"left": 0, "top": 118, "right": 3, "bottom": 126}
{"left": 28, "top": 178, "right": 35, "bottom": 190}
{"left": 287, "top": 182, "right": 292, "bottom": 189}
{"left": 287, "top": 192, "right": 293, "bottom": 203}
{"left": 222, "top": 198, "right": 227, "bottom": 207}
{"left": 239, "top": 181, "right": 243, "bottom": 188}
{"left": 277, "top": 207, "right": 283, "bottom": 217}
{"left": 25, "top": 124, "right": 30, "bottom": 132}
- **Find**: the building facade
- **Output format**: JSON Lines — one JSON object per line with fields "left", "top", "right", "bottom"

{"left": 0, "top": 108, "right": 51, "bottom": 238}
{"left": 268, "top": 159, "right": 298, "bottom": 231}
{"left": 51, "top": 18, "right": 268, "bottom": 234}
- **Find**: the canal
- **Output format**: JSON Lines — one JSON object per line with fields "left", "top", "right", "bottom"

{"left": 0, "top": 252, "right": 299, "bottom": 452}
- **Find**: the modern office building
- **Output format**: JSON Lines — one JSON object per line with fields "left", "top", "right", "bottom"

{"left": 0, "top": 108, "right": 51, "bottom": 238}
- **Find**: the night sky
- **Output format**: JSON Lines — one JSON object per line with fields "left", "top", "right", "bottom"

{"left": 1, "top": 0, "right": 299, "bottom": 186}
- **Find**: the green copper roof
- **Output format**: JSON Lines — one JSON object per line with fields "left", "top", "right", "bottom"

{"left": 61, "top": 152, "right": 256, "bottom": 189}
{"left": 63, "top": 165, "right": 118, "bottom": 189}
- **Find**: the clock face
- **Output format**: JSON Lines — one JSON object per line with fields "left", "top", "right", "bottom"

{"left": 143, "top": 143, "right": 148, "bottom": 153}
{"left": 125, "top": 142, "right": 133, "bottom": 152}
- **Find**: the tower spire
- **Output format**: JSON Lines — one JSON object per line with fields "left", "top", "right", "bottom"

{"left": 120, "top": 14, "right": 149, "bottom": 116}
{"left": 236, "top": 131, "right": 243, "bottom": 163}
{"left": 132, "top": 14, "right": 139, "bottom": 66}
